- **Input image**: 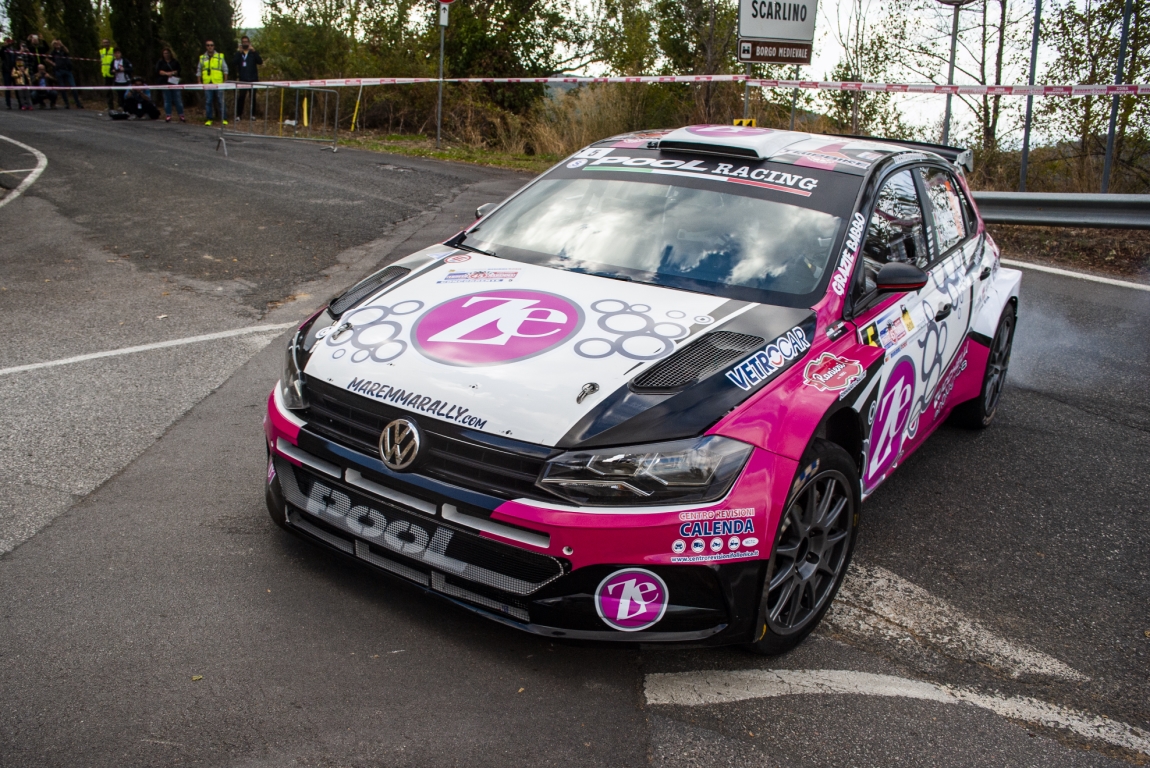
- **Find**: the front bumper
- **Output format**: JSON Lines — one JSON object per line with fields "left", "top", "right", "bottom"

{"left": 264, "top": 387, "right": 795, "bottom": 645}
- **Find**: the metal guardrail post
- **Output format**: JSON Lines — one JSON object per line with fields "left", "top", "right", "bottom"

{"left": 972, "top": 191, "right": 1150, "bottom": 229}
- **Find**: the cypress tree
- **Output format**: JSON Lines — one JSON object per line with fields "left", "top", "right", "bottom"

{"left": 5, "top": 0, "right": 42, "bottom": 41}
{"left": 109, "top": 0, "right": 159, "bottom": 71}
{"left": 162, "top": 0, "right": 236, "bottom": 85}
{"left": 60, "top": 0, "right": 99, "bottom": 59}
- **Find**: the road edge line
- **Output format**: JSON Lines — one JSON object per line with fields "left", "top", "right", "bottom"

{"left": 1001, "top": 258, "right": 1150, "bottom": 292}
{"left": 0, "top": 323, "right": 296, "bottom": 377}
{"left": 0, "top": 135, "right": 47, "bottom": 210}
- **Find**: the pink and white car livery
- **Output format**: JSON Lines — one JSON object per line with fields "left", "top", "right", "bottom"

{"left": 264, "top": 125, "right": 1020, "bottom": 653}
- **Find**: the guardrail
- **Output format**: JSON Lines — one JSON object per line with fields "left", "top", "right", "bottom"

{"left": 972, "top": 192, "right": 1150, "bottom": 229}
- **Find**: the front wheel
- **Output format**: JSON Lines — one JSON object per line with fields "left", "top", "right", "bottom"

{"left": 951, "top": 303, "right": 1016, "bottom": 429}
{"left": 746, "top": 440, "right": 860, "bottom": 656}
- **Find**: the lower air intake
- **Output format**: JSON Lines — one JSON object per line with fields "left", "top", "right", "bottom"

{"left": 631, "top": 332, "right": 764, "bottom": 392}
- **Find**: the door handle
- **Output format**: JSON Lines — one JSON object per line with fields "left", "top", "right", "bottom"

{"left": 979, "top": 266, "right": 992, "bottom": 281}
{"left": 935, "top": 303, "right": 952, "bottom": 322}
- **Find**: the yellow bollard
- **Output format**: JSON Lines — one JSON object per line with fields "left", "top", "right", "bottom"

{"left": 302, "top": 96, "right": 309, "bottom": 128}
{"left": 350, "top": 94, "right": 361, "bottom": 133}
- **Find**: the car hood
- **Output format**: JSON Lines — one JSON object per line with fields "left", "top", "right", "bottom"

{"left": 303, "top": 252, "right": 815, "bottom": 448}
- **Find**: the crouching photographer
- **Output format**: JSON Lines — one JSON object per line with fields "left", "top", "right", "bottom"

{"left": 123, "top": 76, "right": 160, "bottom": 119}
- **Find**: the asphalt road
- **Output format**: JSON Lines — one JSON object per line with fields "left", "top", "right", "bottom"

{"left": 1, "top": 109, "right": 1148, "bottom": 767}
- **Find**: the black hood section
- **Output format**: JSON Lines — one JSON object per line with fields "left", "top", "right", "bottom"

{"left": 557, "top": 304, "right": 817, "bottom": 448}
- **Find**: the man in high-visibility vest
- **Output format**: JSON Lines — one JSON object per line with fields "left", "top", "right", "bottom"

{"left": 197, "top": 39, "right": 228, "bottom": 126}
{"left": 99, "top": 38, "right": 115, "bottom": 110}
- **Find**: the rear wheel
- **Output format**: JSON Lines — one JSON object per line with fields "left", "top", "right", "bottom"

{"left": 746, "top": 440, "right": 860, "bottom": 656}
{"left": 952, "top": 303, "right": 1016, "bottom": 429}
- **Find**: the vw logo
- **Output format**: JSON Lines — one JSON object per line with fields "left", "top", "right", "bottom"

{"left": 379, "top": 418, "right": 422, "bottom": 471}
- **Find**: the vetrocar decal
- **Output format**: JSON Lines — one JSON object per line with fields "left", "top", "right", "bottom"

{"left": 594, "top": 568, "right": 669, "bottom": 632}
{"left": 413, "top": 290, "right": 584, "bottom": 367}
{"left": 866, "top": 357, "right": 916, "bottom": 488}
{"left": 574, "top": 300, "right": 689, "bottom": 361}
{"left": 724, "top": 326, "right": 811, "bottom": 390}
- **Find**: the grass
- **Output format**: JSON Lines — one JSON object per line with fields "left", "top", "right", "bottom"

{"left": 338, "top": 132, "right": 561, "bottom": 174}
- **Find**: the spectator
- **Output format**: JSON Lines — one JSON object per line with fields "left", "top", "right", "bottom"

{"left": 232, "top": 35, "right": 262, "bottom": 120}
{"left": 2, "top": 38, "right": 16, "bottom": 110}
{"left": 11, "top": 58, "right": 31, "bottom": 110}
{"left": 108, "top": 48, "right": 132, "bottom": 108}
{"left": 24, "top": 34, "right": 49, "bottom": 70}
{"left": 155, "top": 47, "right": 185, "bottom": 123}
{"left": 100, "top": 38, "right": 115, "bottom": 110}
{"left": 30, "top": 63, "right": 57, "bottom": 109}
{"left": 196, "top": 39, "right": 227, "bottom": 125}
{"left": 123, "top": 76, "right": 159, "bottom": 119}
{"left": 49, "top": 40, "right": 82, "bottom": 109}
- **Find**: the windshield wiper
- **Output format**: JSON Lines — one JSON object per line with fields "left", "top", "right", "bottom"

{"left": 449, "top": 237, "right": 497, "bottom": 258}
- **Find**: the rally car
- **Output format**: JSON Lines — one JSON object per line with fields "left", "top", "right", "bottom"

{"left": 264, "top": 125, "right": 1019, "bottom": 653}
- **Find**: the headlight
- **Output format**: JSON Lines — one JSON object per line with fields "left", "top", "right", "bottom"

{"left": 280, "top": 333, "right": 307, "bottom": 410}
{"left": 536, "top": 435, "right": 753, "bottom": 506}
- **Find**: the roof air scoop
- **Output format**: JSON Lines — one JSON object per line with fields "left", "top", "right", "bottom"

{"left": 657, "top": 125, "right": 810, "bottom": 161}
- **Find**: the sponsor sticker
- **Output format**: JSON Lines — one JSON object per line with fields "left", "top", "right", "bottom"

{"left": 437, "top": 269, "right": 520, "bottom": 284}
{"left": 724, "top": 326, "right": 811, "bottom": 391}
{"left": 865, "top": 357, "right": 916, "bottom": 487}
{"left": 691, "top": 539, "right": 706, "bottom": 554}
{"left": 594, "top": 568, "right": 669, "bottom": 632}
{"left": 346, "top": 377, "right": 488, "bottom": 429}
{"left": 803, "top": 352, "right": 864, "bottom": 394}
{"left": 679, "top": 518, "right": 756, "bottom": 538}
{"left": 830, "top": 212, "right": 866, "bottom": 296}
{"left": 672, "top": 539, "right": 687, "bottom": 554}
{"left": 670, "top": 550, "right": 760, "bottom": 564}
{"left": 678, "top": 507, "right": 755, "bottom": 522}
{"left": 444, "top": 253, "right": 470, "bottom": 263}
{"left": 413, "top": 290, "right": 584, "bottom": 367}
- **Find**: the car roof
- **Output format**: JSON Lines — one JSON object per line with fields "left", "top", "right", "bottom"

{"left": 590, "top": 126, "right": 971, "bottom": 177}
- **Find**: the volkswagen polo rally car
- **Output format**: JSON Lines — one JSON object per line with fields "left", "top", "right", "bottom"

{"left": 264, "top": 125, "right": 1019, "bottom": 653}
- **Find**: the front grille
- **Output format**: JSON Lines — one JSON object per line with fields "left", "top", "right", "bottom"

{"left": 302, "top": 379, "right": 555, "bottom": 501}
{"left": 276, "top": 457, "right": 563, "bottom": 602}
{"left": 632, "top": 331, "right": 764, "bottom": 392}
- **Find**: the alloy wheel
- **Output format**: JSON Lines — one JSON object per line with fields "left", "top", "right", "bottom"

{"left": 765, "top": 470, "right": 853, "bottom": 636}
{"left": 983, "top": 310, "right": 1015, "bottom": 417}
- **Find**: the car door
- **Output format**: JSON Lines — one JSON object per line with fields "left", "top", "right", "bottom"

{"left": 847, "top": 168, "right": 933, "bottom": 495}
{"left": 907, "top": 165, "right": 980, "bottom": 440}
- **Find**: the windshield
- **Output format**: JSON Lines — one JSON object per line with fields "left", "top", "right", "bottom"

{"left": 463, "top": 177, "right": 844, "bottom": 303}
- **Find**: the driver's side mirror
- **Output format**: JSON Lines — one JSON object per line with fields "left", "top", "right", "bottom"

{"left": 475, "top": 202, "right": 498, "bottom": 219}
{"left": 875, "top": 261, "right": 928, "bottom": 293}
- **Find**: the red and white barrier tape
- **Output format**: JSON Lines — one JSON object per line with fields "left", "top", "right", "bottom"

{"left": 5, "top": 75, "right": 1149, "bottom": 96}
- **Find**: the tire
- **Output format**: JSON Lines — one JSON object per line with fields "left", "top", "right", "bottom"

{"left": 746, "top": 439, "right": 860, "bottom": 655}
{"left": 951, "top": 302, "right": 1016, "bottom": 429}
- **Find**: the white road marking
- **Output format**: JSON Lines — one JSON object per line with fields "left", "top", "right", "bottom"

{"left": 0, "top": 323, "right": 296, "bottom": 377}
{"left": 827, "top": 563, "right": 1086, "bottom": 681}
{"left": 645, "top": 668, "right": 1150, "bottom": 756}
{"left": 0, "top": 168, "right": 39, "bottom": 174}
{"left": 0, "top": 135, "right": 47, "bottom": 210}
{"left": 1001, "top": 258, "right": 1150, "bottom": 292}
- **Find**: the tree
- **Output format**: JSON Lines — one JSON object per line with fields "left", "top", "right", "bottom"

{"left": 1038, "top": 0, "right": 1149, "bottom": 190}
{"left": 60, "top": 0, "right": 99, "bottom": 60}
{"left": 654, "top": 0, "right": 740, "bottom": 122}
{"left": 5, "top": 0, "right": 42, "bottom": 41}
{"left": 109, "top": 0, "right": 159, "bottom": 66}
{"left": 161, "top": 0, "right": 235, "bottom": 84}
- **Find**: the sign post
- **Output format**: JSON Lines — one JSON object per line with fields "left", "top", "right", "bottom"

{"left": 436, "top": 1, "right": 451, "bottom": 149}
{"left": 737, "top": 0, "right": 819, "bottom": 66}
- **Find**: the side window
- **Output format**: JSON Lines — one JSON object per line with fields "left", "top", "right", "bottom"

{"left": 853, "top": 170, "right": 930, "bottom": 301}
{"left": 918, "top": 167, "right": 968, "bottom": 255}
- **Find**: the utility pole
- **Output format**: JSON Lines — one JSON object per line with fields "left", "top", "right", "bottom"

{"left": 1101, "top": 0, "right": 1134, "bottom": 193}
{"left": 436, "top": 1, "right": 450, "bottom": 149}
{"left": 789, "top": 65, "right": 800, "bottom": 130}
{"left": 1019, "top": 0, "right": 1041, "bottom": 192}
{"left": 743, "top": 63, "right": 752, "bottom": 119}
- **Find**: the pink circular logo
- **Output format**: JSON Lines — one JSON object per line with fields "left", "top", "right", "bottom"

{"left": 413, "top": 290, "right": 584, "bottom": 367}
{"left": 594, "top": 568, "right": 669, "bottom": 632}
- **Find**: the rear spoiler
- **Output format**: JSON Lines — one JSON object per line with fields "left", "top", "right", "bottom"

{"left": 831, "top": 134, "right": 974, "bottom": 174}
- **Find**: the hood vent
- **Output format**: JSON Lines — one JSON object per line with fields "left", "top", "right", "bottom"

{"left": 329, "top": 265, "right": 410, "bottom": 318}
{"left": 631, "top": 332, "right": 764, "bottom": 393}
